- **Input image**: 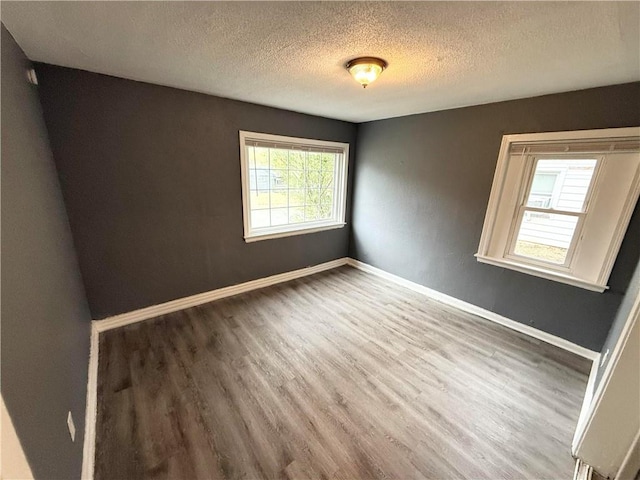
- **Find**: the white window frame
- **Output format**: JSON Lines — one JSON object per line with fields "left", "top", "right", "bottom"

{"left": 239, "top": 131, "right": 349, "bottom": 242}
{"left": 504, "top": 155, "right": 602, "bottom": 270}
{"left": 476, "top": 127, "right": 640, "bottom": 292}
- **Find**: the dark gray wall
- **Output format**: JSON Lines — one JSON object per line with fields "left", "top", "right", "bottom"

{"left": 34, "top": 64, "right": 357, "bottom": 319}
{"left": 1, "top": 25, "right": 91, "bottom": 479}
{"left": 350, "top": 83, "right": 640, "bottom": 351}
{"left": 596, "top": 257, "right": 640, "bottom": 386}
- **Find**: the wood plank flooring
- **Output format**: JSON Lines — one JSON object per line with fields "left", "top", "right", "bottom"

{"left": 95, "top": 266, "right": 590, "bottom": 479}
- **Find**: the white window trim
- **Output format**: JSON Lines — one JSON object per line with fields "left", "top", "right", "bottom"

{"left": 476, "top": 127, "right": 640, "bottom": 293}
{"left": 239, "top": 131, "right": 349, "bottom": 243}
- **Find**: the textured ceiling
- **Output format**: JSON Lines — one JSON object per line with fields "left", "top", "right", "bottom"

{"left": 2, "top": 1, "right": 639, "bottom": 122}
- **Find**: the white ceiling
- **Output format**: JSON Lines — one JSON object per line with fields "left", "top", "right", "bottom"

{"left": 2, "top": 1, "right": 639, "bottom": 123}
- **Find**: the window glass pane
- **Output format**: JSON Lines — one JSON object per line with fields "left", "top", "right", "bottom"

{"left": 307, "top": 152, "right": 322, "bottom": 170}
{"left": 288, "top": 189, "right": 305, "bottom": 207}
{"left": 254, "top": 147, "right": 269, "bottom": 168}
{"left": 289, "top": 207, "right": 304, "bottom": 223}
{"left": 318, "top": 173, "right": 333, "bottom": 190}
{"left": 249, "top": 190, "right": 270, "bottom": 209}
{"left": 288, "top": 171, "right": 305, "bottom": 189}
{"left": 526, "top": 159, "right": 597, "bottom": 212}
{"left": 319, "top": 191, "right": 334, "bottom": 220}
{"left": 304, "top": 205, "right": 319, "bottom": 221}
{"left": 289, "top": 151, "right": 305, "bottom": 170}
{"left": 319, "top": 201, "right": 333, "bottom": 220}
{"left": 270, "top": 190, "right": 288, "bottom": 208}
{"left": 251, "top": 209, "right": 270, "bottom": 228}
{"left": 514, "top": 211, "right": 579, "bottom": 264}
{"left": 531, "top": 173, "right": 557, "bottom": 195}
{"left": 270, "top": 170, "right": 288, "bottom": 190}
{"left": 270, "top": 208, "right": 288, "bottom": 226}
{"left": 305, "top": 189, "right": 321, "bottom": 205}
{"left": 321, "top": 153, "right": 336, "bottom": 171}
{"left": 269, "top": 149, "right": 288, "bottom": 169}
{"left": 305, "top": 170, "right": 321, "bottom": 188}
{"left": 249, "top": 169, "right": 271, "bottom": 191}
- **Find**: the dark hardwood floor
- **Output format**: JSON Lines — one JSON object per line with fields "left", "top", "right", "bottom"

{"left": 95, "top": 266, "right": 590, "bottom": 479}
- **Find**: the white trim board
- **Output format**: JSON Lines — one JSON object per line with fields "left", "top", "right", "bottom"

{"left": 94, "top": 258, "right": 349, "bottom": 333}
{"left": 573, "top": 356, "right": 601, "bottom": 452}
{"left": 573, "top": 459, "right": 594, "bottom": 480}
{"left": 81, "top": 325, "right": 99, "bottom": 480}
{"left": 572, "top": 284, "right": 640, "bottom": 470}
{"left": 346, "top": 258, "right": 599, "bottom": 360}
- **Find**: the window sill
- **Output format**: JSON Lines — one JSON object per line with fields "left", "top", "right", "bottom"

{"left": 474, "top": 254, "right": 608, "bottom": 293}
{"left": 245, "top": 222, "right": 346, "bottom": 243}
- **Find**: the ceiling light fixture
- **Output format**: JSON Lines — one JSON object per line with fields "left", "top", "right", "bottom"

{"left": 346, "top": 57, "right": 387, "bottom": 88}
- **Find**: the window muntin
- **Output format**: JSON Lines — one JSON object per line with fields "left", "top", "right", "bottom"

{"left": 508, "top": 157, "right": 599, "bottom": 267}
{"left": 239, "top": 131, "right": 348, "bottom": 242}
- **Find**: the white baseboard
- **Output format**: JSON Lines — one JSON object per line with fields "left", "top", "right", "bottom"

{"left": 573, "top": 459, "right": 594, "bottom": 480}
{"left": 346, "top": 258, "right": 599, "bottom": 361}
{"left": 81, "top": 324, "right": 99, "bottom": 480}
{"left": 572, "top": 357, "right": 600, "bottom": 454}
{"left": 94, "top": 258, "right": 349, "bottom": 333}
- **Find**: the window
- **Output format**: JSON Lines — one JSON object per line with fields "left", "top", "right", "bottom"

{"left": 476, "top": 127, "right": 640, "bottom": 292}
{"left": 511, "top": 158, "right": 598, "bottom": 266}
{"left": 239, "top": 131, "right": 349, "bottom": 242}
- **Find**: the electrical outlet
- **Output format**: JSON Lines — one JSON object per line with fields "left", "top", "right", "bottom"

{"left": 600, "top": 349, "right": 609, "bottom": 367}
{"left": 67, "top": 411, "right": 76, "bottom": 442}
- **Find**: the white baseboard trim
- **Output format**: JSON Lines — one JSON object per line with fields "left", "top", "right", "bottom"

{"left": 93, "top": 258, "right": 349, "bottom": 333}
{"left": 573, "top": 459, "right": 594, "bottom": 480}
{"left": 346, "top": 258, "right": 599, "bottom": 361}
{"left": 93, "top": 255, "right": 600, "bottom": 359}
{"left": 81, "top": 324, "right": 99, "bottom": 480}
{"left": 572, "top": 357, "right": 600, "bottom": 454}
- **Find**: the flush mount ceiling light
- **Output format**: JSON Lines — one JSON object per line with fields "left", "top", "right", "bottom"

{"left": 346, "top": 57, "right": 387, "bottom": 88}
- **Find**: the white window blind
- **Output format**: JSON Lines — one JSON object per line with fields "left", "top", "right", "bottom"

{"left": 509, "top": 138, "right": 640, "bottom": 155}
{"left": 244, "top": 138, "right": 345, "bottom": 154}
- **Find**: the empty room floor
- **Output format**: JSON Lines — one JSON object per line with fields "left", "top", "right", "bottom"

{"left": 95, "top": 266, "right": 590, "bottom": 479}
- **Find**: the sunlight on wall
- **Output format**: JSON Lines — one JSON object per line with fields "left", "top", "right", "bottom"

{"left": 1, "top": 395, "right": 33, "bottom": 480}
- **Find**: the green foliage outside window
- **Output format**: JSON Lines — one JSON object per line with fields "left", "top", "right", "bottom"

{"left": 249, "top": 147, "right": 337, "bottom": 222}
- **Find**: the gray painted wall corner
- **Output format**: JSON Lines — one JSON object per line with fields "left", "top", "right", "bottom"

{"left": 350, "top": 83, "right": 640, "bottom": 351}
{"left": 596, "top": 256, "right": 640, "bottom": 387}
{"left": 1, "top": 24, "right": 92, "bottom": 478}
{"left": 34, "top": 63, "right": 357, "bottom": 319}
